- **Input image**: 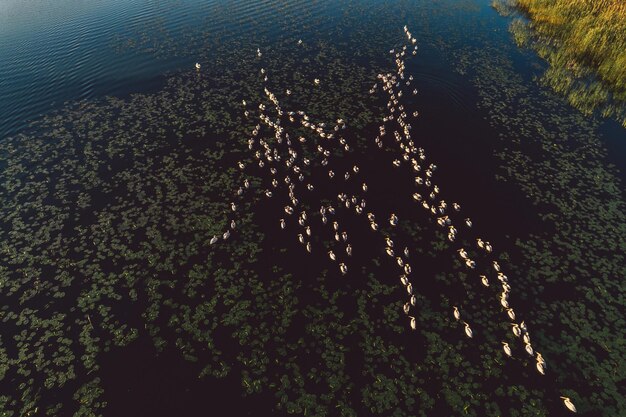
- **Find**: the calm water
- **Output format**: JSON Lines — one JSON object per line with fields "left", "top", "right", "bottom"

{"left": 1, "top": 0, "right": 624, "bottom": 416}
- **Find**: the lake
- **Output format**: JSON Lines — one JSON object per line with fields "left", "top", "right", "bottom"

{"left": 0, "top": 1, "right": 624, "bottom": 416}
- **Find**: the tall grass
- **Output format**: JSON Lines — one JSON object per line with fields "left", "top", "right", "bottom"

{"left": 495, "top": 0, "right": 626, "bottom": 126}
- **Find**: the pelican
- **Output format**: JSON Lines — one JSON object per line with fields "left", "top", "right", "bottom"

{"left": 298, "top": 234, "right": 304, "bottom": 244}
{"left": 244, "top": 179, "right": 250, "bottom": 188}
{"left": 265, "top": 190, "right": 272, "bottom": 198}
{"left": 195, "top": 62, "right": 201, "bottom": 70}
{"left": 386, "top": 247, "right": 395, "bottom": 256}
{"left": 210, "top": 236, "right": 218, "bottom": 245}
{"left": 413, "top": 193, "right": 422, "bottom": 201}
{"left": 341, "top": 231, "right": 348, "bottom": 241}
{"left": 525, "top": 343, "right": 534, "bottom": 356}
{"left": 223, "top": 230, "right": 230, "bottom": 240}
{"left": 306, "top": 242, "right": 311, "bottom": 253}
{"left": 386, "top": 237, "right": 394, "bottom": 248}
{"left": 314, "top": 78, "right": 320, "bottom": 85}
{"left": 477, "top": 238, "right": 484, "bottom": 249}
{"left": 493, "top": 261, "right": 501, "bottom": 272}
{"left": 520, "top": 321, "right": 527, "bottom": 332}
{"left": 328, "top": 250, "right": 336, "bottom": 261}
{"left": 390, "top": 213, "right": 398, "bottom": 226}
{"left": 408, "top": 316, "right": 416, "bottom": 330}
{"left": 502, "top": 342, "right": 512, "bottom": 357}
{"left": 362, "top": 183, "right": 368, "bottom": 192}
{"left": 346, "top": 244, "right": 352, "bottom": 256}
{"left": 305, "top": 226, "right": 311, "bottom": 236}
{"left": 403, "top": 247, "right": 409, "bottom": 257}
{"left": 298, "top": 39, "right": 303, "bottom": 45}
{"left": 463, "top": 322, "right": 473, "bottom": 338}
{"left": 536, "top": 361, "right": 545, "bottom": 375}
{"left": 465, "top": 218, "right": 472, "bottom": 227}
{"left": 403, "top": 302, "right": 410, "bottom": 314}
{"left": 536, "top": 352, "right": 545, "bottom": 365}
{"left": 560, "top": 397, "right": 576, "bottom": 413}
{"left": 506, "top": 308, "right": 515, "bottom": 320}
{"left": 453, "top": 306, "right": 460, "bottom": 321}
{"left": 500, "top": 297, "right": 509, "bottom": 308}
{"left": 458, "top": 248, "right": 468, "bottom": 259}
{"left": 370, "top": 222, "right": 378, "bottom": 231}
{"left": 406, "top": 283, "right": 413, "bottom": 295}
{"left": 400, "top": 275, "right": 409, "bottom": 286}
{"left": 333, "top": 221, "right": 339, "bottom": 231}
{"left": 256, "top": 48, "right": 262, "bottom": 57}
{"left": 480, "top": 275, "right": 489, "bottom": 287}
{"left": 465, "top": 259, "right": 476, "bottom": 269}
{"left": 339, "top": 263, "right": 347, "bottom": 275}
{"left": 453, "top": 203, "right": 461, "bottom": 211}
{"left": 410, "top": 294, "right": 416, "bottom": 306}
{"left": 523, "top": 333, "right": 531, "bottom": 344}
{"left": 511, "top": 323, "right": 521, "bottom": 337}
{"left": 231, "top": 203, "right": 237, "bottom": 212}
{"left": 230, "top": 220, "right": 236, "bottom": 229}
{"left": 485, "top": 242, "right": 493, "bottom": 253}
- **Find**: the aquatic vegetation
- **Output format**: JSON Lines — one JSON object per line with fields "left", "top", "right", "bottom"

{"left": 1, "top": 1, "right": 624, "bottom": 416}
{"left": 493, "top": 0, "right": 626, "bottom": 127}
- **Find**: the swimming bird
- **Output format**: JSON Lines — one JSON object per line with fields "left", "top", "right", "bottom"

{"left": 195, "top": 62, "right": 201, "bottom": 70}
{"left": 314, "top": 79, "right": 320, "bottom": 85}
{"left": 339, "top": 263, "right": 347, "bottom": 275}
{"left": 230, "top": 220, "right": 236, "bottom": 229}
{"left": 463, "top": 322, "right": 473, "bottom": 338}
{"left": 410, "top": 294, "right": 416, "bottom": 307}
{"left": 403, "top": 302, "right": 410, "bottom": 314}
{"left": 210, "top": 236, "right": 218, "bottom": 245}
{"left": 465, "top": 218, "right": 472, "bottom": 228}
{"left": 408, "top": 316, "right": 417, "bottom": 330}
{"left": 453, "top": 306, "right": 460, "bottom": 321}
{"left": 306, "top": 242, "right": 311, "bottom": 253}
{"left": 525, "top": 343, "right": 534, "bottom": 356}
{"left": 406, "top": 283, "right": 413, "bottom": 295}
{"left": 298, "top": 234, "right": 304, "bottom": 244}
{"left": 346, "top": 244, "right": 352, "bottom": 256}
{"left": 493, "top": 261, "right": 501, "bottom": 272}
{"left": 506, "top": 308, "right": 515, "bottom": 320}
{"left": 502, "top": 342, "right": 512, "bottom": 357}
{"left": 480, "top": 275, "right": 489, "bottom": 287}
{"left": 390, "top": 213, "right": 398, "bottom": 226}
{"left": 511, "top": 323, "right": 521, "bottom": 337}
{"left": 223, "top": 230, "right": 230, "bottom": 240}
{"left": 536, "top": 361, "right": 546, "bottom": 375}
{"left": 560, "top": 397, "right": 576, "bottom": 413}
{"left": 329, "top": 250, "right": 336, "bottom": 261}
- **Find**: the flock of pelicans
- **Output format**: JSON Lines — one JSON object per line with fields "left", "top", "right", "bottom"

{"left": 197, "top": 26, "right": 577, "bottom": 414}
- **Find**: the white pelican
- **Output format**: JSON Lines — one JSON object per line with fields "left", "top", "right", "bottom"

{"left": 493, "top": 261, "right": 501, "bottom": 272}
{"left": 231, "top": 202, "right": 237, "bottom": 212}
{"left": 210, "top": 236, "right": 218, "bottom": 245}
{"left": 453, "top": 306, "right": 460, "bottom": 321}
{"left": 403, "top": 247, "right": 409, "bottom": 257}
{"left": 370, "top": 222, "right": 378, "bottom": 231}
{"left": 339, "top": 263, "right": 347, "bottom": 275}
{"left": 523, "top": 333, "right": 531, "bottom": 344}
{"left": 390, "top": 213, "right": 398, "bottom": 226}
{"left": 465, "top": 218, "right": 472, "bottom": 228}
{"left": 480, "top": 275, "right": 489, "bottom": 287}
{"left": 453, "top": 203, "right": 461, "bottom": 211}
{"left": 406, "top": 283, "right": 413, "bottom": 295}
{"left": 477, "top": 238, "right": 484, "bottom": 249}
{"left": 485, "top": 242, "right": 493, "bottom": 253}
{"left": 195, "top": 62, "right": 201, "bottom": 70}
{"left": 256, "top": 48, "right": 262, "bottom": 57}
{"left": 463, "top": 322, "right": 473, "bottom": 338}
{"left": 506, "top": 308, "right": 515, "bottom": 320}
{"left": 511, "top": 323, "right": 521, "bottom": 337}
{"left": 560, "top": 397, "right": 576, "bottom": 413}
{"left": 362, "top": 183, "right": 368, "bottom": 192}
{"left": 400, "top": 275, "right": 409, "bottom": 286}
{"left": 502, "top": 342, "right": 512, "bottom": 357}
{"left": 408, "top": 316, "right": 416, "bottom": 330}
{"left": 410, "top": 294, "right": 416, "bottom": 306}
{"left": 524, "top": 343, "right": 534, "bottom": 356}
{"left": 465, "top": 259, "right": 476, "bottom": 269}
{"left": 230, "top": 220, "right": 236, "bottom": 229}
{"left": 385, "top": 237, "right": 393, "bottom": 248}
{"left": 403, "top": 302, "right": 410, "bottom": 314}
{"left": 314, "top": 78, "right": 320, "bottom": 85}
{"left": 223, "top": 230, "right": 230, "bottom": 240}
{"left": 404, "top": 264, "right": 411, "bottom": 274}
{"left": 305, "top": 226, "right": 311, "bottom": 236}
{"left": 346, "top": 244, "right": 352, "bottom": 256}
{"left": 298, "top": 234, "right": 304, "bottom": 244}
{"left": 328, "top": 250, "right": 336, "bottom": 261}
{"left": 536, "top": 361, "right": 545, "bottom": 375}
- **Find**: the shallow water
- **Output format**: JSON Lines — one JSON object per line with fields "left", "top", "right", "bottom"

{"left": 1, "top": 1, "right": 624, "bottom": 416}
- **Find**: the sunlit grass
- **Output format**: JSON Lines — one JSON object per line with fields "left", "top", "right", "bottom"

{"left": 495, "top": 0, "right": 626, "bottom": 126}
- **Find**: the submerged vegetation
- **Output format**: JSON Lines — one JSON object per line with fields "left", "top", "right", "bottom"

{"left": 494, "top": 0, "right": 626, "bottom": 127}
{"left": 0, "top": 1, "right": 625, "bottom": 416}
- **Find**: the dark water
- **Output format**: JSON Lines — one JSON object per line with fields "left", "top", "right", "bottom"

{"left": 1, "top": 1, "right": 624, "bottom": 416}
